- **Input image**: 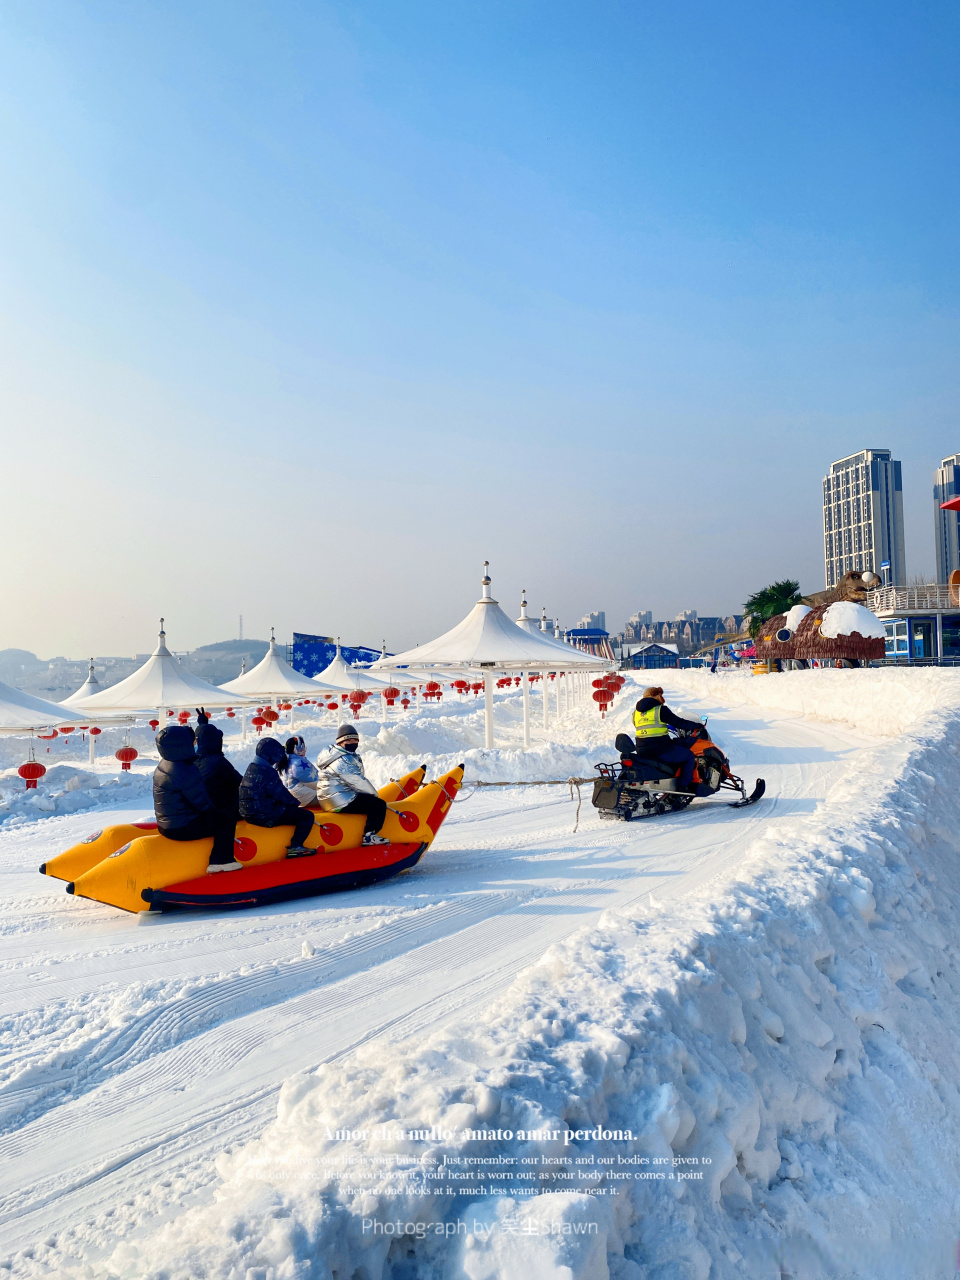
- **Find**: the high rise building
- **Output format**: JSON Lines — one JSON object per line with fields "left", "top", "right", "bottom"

{"left": 933, "top": 453, "right": 960, "bottom": 582}
{"left": 577, "top": 610, "right": 606, "bottom": 631}
{"left": 822, "top": 450, "right": 905, "bottom": 588}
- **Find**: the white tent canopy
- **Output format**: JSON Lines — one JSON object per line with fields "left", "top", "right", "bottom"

{"left": 74, "top": 622, "right": 253, "bottom": 713}
{"left": 374, "top": 569, "right": 611, "bottom": 674}
{"left": 373, "top": 565, "right": 613, "bottom": 747}
{"left": 0, "top": 679, "right": 112, "bottom": 734}
{"left": 220, "top": 631, "right": 332, "bottom": 699}
{"left": 313, "top": 644, "right": 398, "bottom": 694}
{"left": 61, "top": 660, "right": 101, "bottom": 707}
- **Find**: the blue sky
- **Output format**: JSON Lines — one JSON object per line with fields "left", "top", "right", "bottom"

{"left": 1, "top": 1, "right": 958, "bottom": 654}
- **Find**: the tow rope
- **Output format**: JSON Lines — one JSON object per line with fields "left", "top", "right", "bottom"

{"left": 459, "top": 777, "right": 592, "bottom": 833}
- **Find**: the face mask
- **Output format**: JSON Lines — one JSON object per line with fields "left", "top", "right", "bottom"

{"left": 340, "top": 740, "right": 359, "bottom": 753}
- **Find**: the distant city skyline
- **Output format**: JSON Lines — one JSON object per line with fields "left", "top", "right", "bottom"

{"left": 1, "top": 2, "right": 958, "bottom": 654}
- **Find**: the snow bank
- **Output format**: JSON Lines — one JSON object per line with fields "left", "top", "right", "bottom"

{"left": 89, "top": 692, "right": 960, "bottom": 1279}
{"left": 819, "top": 602, "right": 885, "bottom": 640}
{"left": 667, "top": 666, "right": 960, "bottom": 738}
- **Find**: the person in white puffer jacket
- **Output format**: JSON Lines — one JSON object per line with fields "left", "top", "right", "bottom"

{"left": 281, "top": 736, "right": 319, "bottom": 807}
{"left": 315, "top": 724, "right": 389, "bottom": 845}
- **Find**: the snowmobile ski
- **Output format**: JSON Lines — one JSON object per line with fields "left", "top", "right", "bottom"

{"left": 729, "top": 778, "right": 766, "bottom": 808}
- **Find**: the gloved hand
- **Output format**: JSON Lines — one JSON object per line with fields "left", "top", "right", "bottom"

{"left": 196, "top": 707, "right": 209, "bottom": 725}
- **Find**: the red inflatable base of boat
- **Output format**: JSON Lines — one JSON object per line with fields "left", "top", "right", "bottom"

{"left": 141, "top": 842, "right": 428, "bottom": 911}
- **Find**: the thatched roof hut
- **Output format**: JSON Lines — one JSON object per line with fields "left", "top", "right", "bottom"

{"left": 754, "top": 601, "right": 885, "bottom": 664}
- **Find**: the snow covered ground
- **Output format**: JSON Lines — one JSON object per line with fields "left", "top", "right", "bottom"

{"left": 3, "top": 670, "right": 960, "bottom": 1278}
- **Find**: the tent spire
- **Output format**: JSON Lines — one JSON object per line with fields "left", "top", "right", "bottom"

{"left": 479, "top": 561, "right": 497, "bottom": 604}
{"left": 540, "top": 607, "right": 548, "bottom": 631}
{"left": 154, "top": 619, "right": 172, "bottom": 658}
{"left": 270, "top": 626, "right": 276, "bottom": 650}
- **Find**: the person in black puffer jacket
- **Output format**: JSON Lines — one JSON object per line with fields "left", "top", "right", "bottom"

{"left": 239, "top": 737, "right": 316, "bottom": 857}
{"left": 195, "top": 718, "right": 242, "bottom": 827}
{"left": 153, "top": 725, "right": 238, "bottom": 869}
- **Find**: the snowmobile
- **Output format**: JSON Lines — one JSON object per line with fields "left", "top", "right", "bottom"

{"left": 592, "top": 725, "right": 764, "bottom": 821}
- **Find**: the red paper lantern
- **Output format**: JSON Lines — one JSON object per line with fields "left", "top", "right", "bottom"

{"left": 383, "top": 686, "right": 400, "bottom": 706}
{"left": 401, "top": 697, "right": 410, "bottom": 709}
{"left": 326, "top": 702, "right": 338, "bottom": 711}
{"left": 148, "top": 718, "right": 160, "bottom": 730}
{"left": 251, "top": 715, "right": 267, "bottom": 734}
{"left": 59, "top": 725, "right": 74, "bottom": 736}
{"left": 471, "top": 682, "right": 483, "bottom": 696}
{"left": 115, "top": 745, "right": 139, "bottom": 771}
{"left": 280, "top": 703, "right": 293, "bottom": 711}
{"left": 38, "top": 729, "right": 57, "bottom": 740}
{"left": 592, "top": 689, "right": 614, "bottom": 719}
{"left": 263, "top": 709, "right": 280, "bottom": 724}
{"left": 18, "top": 760, "right": 46, "bottom": 789}
{"left": 89, "top": 726, "right": 101, "bottom": 737}
{"left": 226, "top": 711, "right": 236, "bottom": 718}
{"left": 167, "top": 710, "right": 175, "bottom": 716}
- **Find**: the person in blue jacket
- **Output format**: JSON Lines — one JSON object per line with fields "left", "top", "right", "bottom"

{"left": 153, "top": 724, "right": 238, "bottom": 871}
{"left": 239, "top": 737, "right": 316, "bottom": 856}
{"left": 281, "top": 735, "right": 319, "bottom": 807}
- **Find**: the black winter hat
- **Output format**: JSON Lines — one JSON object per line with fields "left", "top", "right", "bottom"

{"left": 195, "top": 723, "right": 224, "bottom": 756}
{"left": 155, "top": 725, "right": 197, "bottom": 761}
{"left": 255, "top": 737, "right": 286, "bottom": 766}
{"left": 336, "top": 724, "right": 359, "bottom": 742}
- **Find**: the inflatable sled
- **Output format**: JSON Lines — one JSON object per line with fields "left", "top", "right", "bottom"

{"left": 41, "top": 765, "right": 463, "bottom": 913}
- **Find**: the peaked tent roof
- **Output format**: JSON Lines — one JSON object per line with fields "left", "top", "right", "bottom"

{"left": 74, "top": 622, "right": 254, "bottom": 712}
{"left": 515, "top": 591, "right": 541, "bottom": 635}
{"left": 0, "top": 679, "right": 117, "bottom": 734}
{"left": 313, "top": 644, "right": 398, "bottom": 693}
{"left": 61, "top": 660, "right": 102, "bottom": 707}
{"left": 373, "top": 566, "right": 613, "bottom": 673}
{"left": 220, "top": 631, "right": 336, "bottom": 698}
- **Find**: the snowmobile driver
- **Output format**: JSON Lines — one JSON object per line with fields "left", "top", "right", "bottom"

{"left": 632, "top": 686, "right": 706, "bottom": 794}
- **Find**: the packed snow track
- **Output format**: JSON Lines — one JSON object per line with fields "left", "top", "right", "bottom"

{"left": 0, "top": 682, "right": 868, "bottom": 1271}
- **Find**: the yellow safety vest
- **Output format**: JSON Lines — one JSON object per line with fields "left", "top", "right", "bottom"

{"left": 634, "top": 705, "right": 669, "bottom": 738}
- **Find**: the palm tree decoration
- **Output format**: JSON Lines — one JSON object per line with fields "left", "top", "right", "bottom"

{"left": 743, "top": 580, "right": 803, "bottom": 638}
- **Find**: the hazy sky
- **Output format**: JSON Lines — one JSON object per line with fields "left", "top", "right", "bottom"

{"left": 1, "top": 1, "right": 958, "bottom": 657}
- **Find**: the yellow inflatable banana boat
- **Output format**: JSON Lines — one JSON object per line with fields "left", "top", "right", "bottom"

{"left": 41, "top": 765, "right": 462, "bottom": 914}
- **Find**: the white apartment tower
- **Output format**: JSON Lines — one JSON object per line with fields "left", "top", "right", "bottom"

{"left": 933, "top": 453, "right": 960, "bottom": 582}
{"left": 822, "top": 449, "right": 905, "bottom": 588}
